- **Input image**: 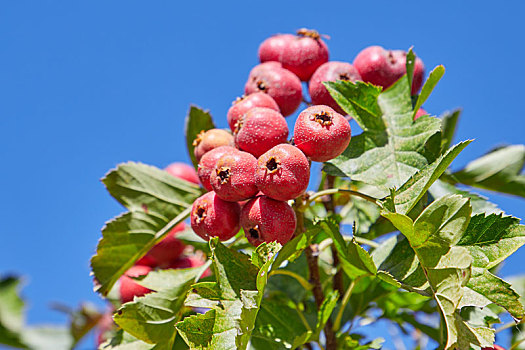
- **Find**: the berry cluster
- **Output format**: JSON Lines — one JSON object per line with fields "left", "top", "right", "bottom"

{"left": 190, "top": 29, "right": 427, "bottom": 247}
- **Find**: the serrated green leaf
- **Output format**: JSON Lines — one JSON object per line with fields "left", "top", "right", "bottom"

{"left": 323, "top": 76, "right": 443, "bottom": 192}
{"left": 440, "top": 109, "right": 461, "bottom": 153}
{"left": 430, "top": 180, "right": 501, "bottom": 215}
{"left": 406, "top": 48, "right": 416, "bottom": 92}
{"left": 271, "top": 225, "right": 321, "bottom": 271}
{"left": 460, "top": 306, "right": 500, "bottom": 328}
{"left": 381, "top": 140, "right": 471, "bottom": 215}
{"left": 382, "top": 194, "right": 495, "bottom": 349}
{"left": 177, "top": 239, "right": 280, "bottom": 350}
{"left": 114, "top": 268, "right": 202, "bottom": 345}
{"left": 318, "top": 217, "right": 376, "bottom": 278}
{"left": 185, "top": 105, "right": 215, "bottom": 168}
{"left": 314, "top": 290, "right": 339, "bottom": 338}
{"left": 411, "top": 65, "right": 445, "bottom": 120}
{"left": 466, "top": 267, "right": 524, "bottom": 320}
{"left": 451, "top": 144, "right": 525, "bottom": 199}
{"left": 458, "top": 213, "right": 525, "bottom": 269}
{"left": 91, "top": 162, "right": 201, "bottom": 296}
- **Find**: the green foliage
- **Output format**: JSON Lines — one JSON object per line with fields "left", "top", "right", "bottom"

{"left": 91, "top": 162, "right": 201, "bottom": 295}
{"left": 85, "top": 62, "right": 525, "bottom": 350}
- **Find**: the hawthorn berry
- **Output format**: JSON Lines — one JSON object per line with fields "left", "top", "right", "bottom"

{"left": 190, "top": 191, "right": 241, "bottom": 241}
{"left": 353, "top": 45, "right": 425, "bottom": 94}
{"left": 95, "top": 310, "right": 115, "bottom": 346}
{"left": 119, "top": 265, "right": 152, "bottom": 303}
{"left": 241, "top": 195, "right": 296, "bottom": 246}
{"left": 136, "top": 223, "right": 186, "bottom": 268}
{"left": 483, "top": 346, "right": 506, "bottom": 350}
{"left": 244, "top": 62, "right": 302, "bottom": 116}
{"left": 165, "top": 162, "right": 199, "bottom": 184}
{"left": 294, "top": 105, "right": 351, "bottom": 162}
{"left": 414, "top": 108, "right": 428, "bottom": 120}
{"left": 193, "top": 129, "right": 234, "bottom": 162}
{"left": 256, "top": 144, "right": 310, "bottom": 201}
{"left": 210, "top": 150, "right": 259, "bottom": 202}
{"left": 197, "top": 146, "right": 238, "bottom": 192}
{"left": 309, "top": 61, "right": 362, "bottom": 114}
{"left": 168, "top": 254, "right": 212, "bottom": 277}
{"left": 227, "top": 93, "right": 280, "bottom": 132}
{"left": 235, "top": 107, "right": 289, "bottom": 158}
{"left": 259, "top": 29, "right": 329, "bottom": 81}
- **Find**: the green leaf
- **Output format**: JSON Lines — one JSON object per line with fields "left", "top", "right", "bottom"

{"left": 251, "top": 294, "right": 310, "bottom": 350}
{"left": 458, "top": 213, "right": 525, "bottom": 269}
{"left": 318, "top": 217, "right": 376, "bottom": 278}
{"left": 440, "top": 109, "right": 461, "bottom": 153}
{"left": 429, "top": 180, "right": 501, "bottom": 215}
{"left": 313, "top": 290, "right": 339, "bottom": 338}
{"left": 176, "top": 239, "right": 280, "bottom": 350}
{"left": 114, "top": 268, "right": 203, "bottom": 345}
{"left": 185, "top": 105, "right": 215, "bottom": 168}
{"left": 460, "top": 306, "right": 500, "bottom": 328}
{"left": 411, "top": 65, "right": 445, "bottom": 120}
{"left": 382, "top": 195, "right": 495, "bottom": 349}
{"left": 271, "top": 224, "right": 321, "bottom": 271}
{"left": 91, "top": 162, "right": 201, "bottom": 296}
{"left": 466, "top": 267, "right": 524, "bottom": 320}
{"left": 0, "top": 276, "right": 27, "bottom": 349}
{"left": 405, "top": 48, "right": 416, "bottom": 92}
{"left": 323, "top": 76, "right": 443, "bottom": 192}
{"left": 452, "top": 144, "right": 525, "bottom": 198}
{"left": 381, "top": 140, "right": 471, "bottom": 215}
{"left": 21, "top": 327, "right": 73, "bottom": 350}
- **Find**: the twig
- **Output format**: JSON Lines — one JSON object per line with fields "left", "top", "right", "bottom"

{"left": 269, "top": 270, "right": 313, "bottom": 291}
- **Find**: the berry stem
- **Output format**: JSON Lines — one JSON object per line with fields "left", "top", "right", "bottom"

{"left": 333, "top": 276, "right": 362, "bottom": 331}
{"left": 322, "top": 175, "right": 344, "bottom": 296}
{"left": 308, "top": 188, "right": 379, "bottom": 206}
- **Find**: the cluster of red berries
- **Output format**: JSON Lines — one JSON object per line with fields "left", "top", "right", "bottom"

{"left": 189, "top": 29, "right": 430, "bottom": 247}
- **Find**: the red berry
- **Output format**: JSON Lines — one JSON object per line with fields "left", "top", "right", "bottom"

{"left": 256, "top": 144, "right": 310, "bottom": 201}
{"left": 197, "top": 146, "right": 238, "bottom": 191}
{"left": 235, "top": 107, "right": 289, "bottom": 158}
{"left": 165, "top": 162, "right": 199, "bottom": 184}
{"left": 241, "top": 195, "right": 296, "bottom": 246}
{"left": 414, "top": 108, "right": 428, "bottom": 120}
{"left": 258, "top": 34, "right": 295, "bottom": 62}
{"left": 190, "top": 191, "right": 241, "bottom": 241}
{"left": 227, "top": 93, "right": 280, "bottom": 132}
{"left": 119, "top": 265, "right": 152, "bottom": 303}
{"left": 309, "top": 61, "right": 362, "bottom": 114}
{"left": 294, "top": 105, "right": 351, "bottom": 162}
{"left": 210, "top": 150, "right": 259, "bottom": 202}
{"left": 259, "top": 30, "right": 329, "bottom": 81}
{"left": 95, "top": 310, "right": 114, "bottom": 346}
{"left": 193, "top": 129, "right": 235, "bottom": 162}
{"left": 136, "top": 223, "right": 186, "bottom": 268}
{"left": 244, "top": 62, "right": 302, "bottom": 117}
{"left": 483, "top": 346, "right": 506, "bottom": 350}
{"left": 354, "top": 46, "right": 425, "bottom": 94}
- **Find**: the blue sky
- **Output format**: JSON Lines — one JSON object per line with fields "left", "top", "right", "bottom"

{"left": 1, "top": 1, "right": 524, "bottom": 348}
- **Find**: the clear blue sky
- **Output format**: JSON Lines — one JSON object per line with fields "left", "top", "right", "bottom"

{"left": 1, "top": 1, "right": 524, "bottom": 348}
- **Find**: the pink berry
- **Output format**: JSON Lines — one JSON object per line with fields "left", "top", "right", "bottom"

{"left": 136, "top": 223, "right": 186, "bottom": 268}
{"left": 414, "top": 108, "right": 428, "bottom": 120}
{"left": 258, "top": 34, "right": 295, "bottom": 62}
{"left": 227, "top": 93, "right": 280, "bottom": 132}
{"left": 294, "top": 105, "right": 351, "bottom": 162}
{"left": 244, "top": 62, "right": 302, "bottom": 117}
{"left": 165, "top": 162, "right": 199, "bottom": 184}
{"left": 190, "top": 191, "right": 241, "bottom": 241}
{"left": 241, "top": 195, "right": 296, "bottom": 246}
{"left": 193, "top": 129, "right": 235, "bottom": 162}
{"left": 235, "top": 107, "right": 289, "bottom": 158}
{"left": 210, "top": 150, "right": 259, "bottom": 202}
{"left": 256, "top": 144, "right": 310, "bottom": 201}
{"left": 309, "top": 61, "right": 362, "bottom": 114}
{"left": 283, "top": 29, "right": 330, "bottom": 81}
{"left": 354, "top": 46, "right": 425, "bottom": 94}
{"left": 95, "top": 310, "right": 115, "bottom": 346}
{"left": 197, "top": 146, "right": 238, "bottom": 191}
{"left": 483, "top": 346, "right": 506, "bottom": 350}
{"left": 119, "top": 265, "right": 152, "bottom": 303}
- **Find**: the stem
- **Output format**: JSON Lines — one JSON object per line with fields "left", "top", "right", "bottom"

{"left": 269, "top": 270, "right": 313, "bottom": 291}
{"left": 495, "top": 319, "right": 523, "bottom": 333}
{"left": 333, "top": 276, "right": 360, "bottom": 331}
{"left": 308, "top": 188, "right": 380, "bottom": 206}
{"left": 295, "top": 199, "right": 337, "bottom": 350}
{"left": 322, "top": 175, "right": 344, "bottom": 297}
